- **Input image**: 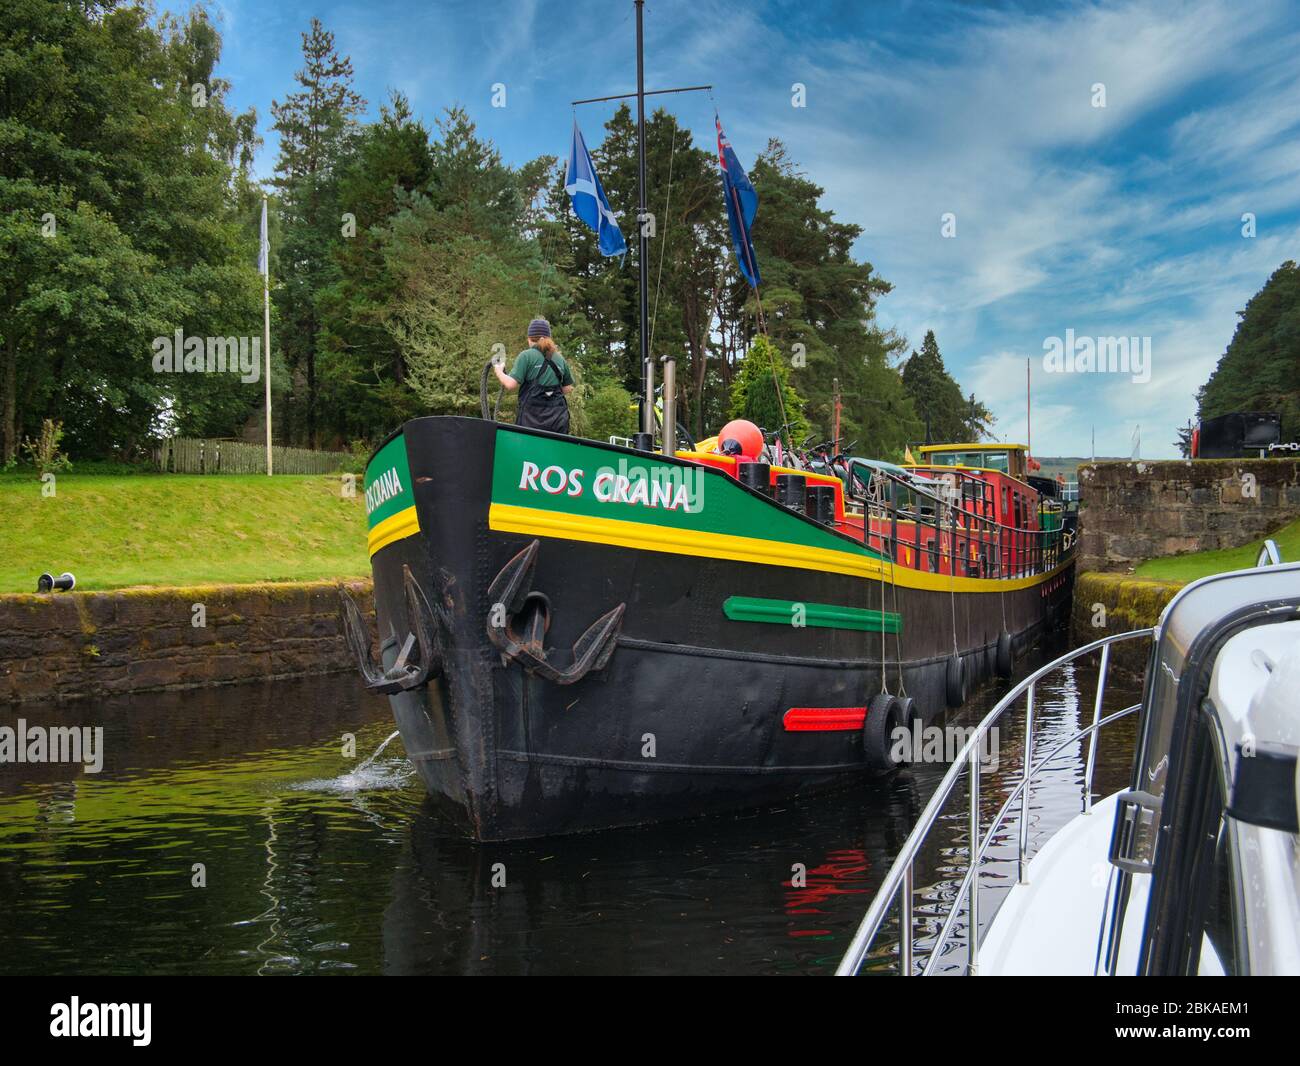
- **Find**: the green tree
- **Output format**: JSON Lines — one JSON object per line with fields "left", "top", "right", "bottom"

{"left": 901, "top": 330, "right": 992, "bottom": 444}
{"left": 270, "top": 17, "right": 365, "bottom": 447}
{"left": 583, "top": 383, "right": 637, "bottom": 443}
{"left": 316, "top": 91, "right": 435, "bottom": 444}
{"left": 1197, "top": 261, "right": 1300, "bottom": 436}
{"left": 963, "top": 391, "right": 996, "bottom": 441}
{"left": 379, "top": 109, "right": 571, "bottom": 422}
{"left": 0, "top": 2, "right": 261, "bottom": 460}
{"left": 623, "top": 109, "right": 727, "bottom": 440}
{"left": 548, "top": 124, "right": 912, "bottom": 452}
{"left": 729, "top": 335, "right": 809, "bottom": 443}
{"left": 547, "top": 106, "right": 728, "bottom": 438}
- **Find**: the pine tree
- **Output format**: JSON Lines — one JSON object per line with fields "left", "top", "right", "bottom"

{"left": 380, "top": 109, "right": 570, "bottom": 423}
{"left": 1197, "top": 261, "right": 1300, "bottom": 437}
{"left": 270, "top": 18, "right": 365, "bottom": 446}
{"left": 900, "top": 331, "right": 992, "bottom": 445}
{"left": 316, "top": 91, "right": 434, "bottom": 444}
{"left": 733, "top": 141, "right": 913, "bottom": 457}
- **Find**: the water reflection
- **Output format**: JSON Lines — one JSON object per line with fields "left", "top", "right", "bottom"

{"left": 0, "top": 644, "right": 1141, "bottom": 976}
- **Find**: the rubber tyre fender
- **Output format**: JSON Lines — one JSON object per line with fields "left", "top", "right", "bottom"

{"left": 995, "top": 630, "right": 1015, "bottom": 679}
{"left": 945, "top": 653, "right": 967, "bottom": 708}
{"left": 863, "top": 693, "right": 907, "bottom": 771}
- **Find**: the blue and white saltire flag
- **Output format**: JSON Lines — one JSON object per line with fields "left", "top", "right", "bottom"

{"left": 716, "top": 115, "right": 760, "bottom": 288}
{"left": 565, "top": 120, "right": 627, "bottom": 259}
{"left": 257, "top": 196, "right": 270, "bottom": 278}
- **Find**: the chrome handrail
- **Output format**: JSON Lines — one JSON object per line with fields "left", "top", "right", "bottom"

{"left": 915, "top": 701, "right": 1142, "bottom": 975}
{"left": 1257, "top": 539, "right": 1282, "bottom": 567}
{"left": 835, "top": 627, "right": 1156, "bottom": 976}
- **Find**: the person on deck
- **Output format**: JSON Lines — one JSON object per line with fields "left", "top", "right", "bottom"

{"left": 493, "top": 318, "right": 574, "bottom": 434}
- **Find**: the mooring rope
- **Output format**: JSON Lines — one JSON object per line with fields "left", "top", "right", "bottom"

{"left": 890, "top": 526, "right": 907, "bottom": 699}
{"left": 648, "top": 119, "right": 678, "bottom": 356}
{"left": 947, "top": 503, "right": 959, "bottom": 656}
{"left": 880, "top": 548, "right": 889, "bottom": 695}
{"left": 750, "top": 287, "right": 795, "bottom": 454}
{"left": 964, "top": 512, "right": 973, "bottom": 652}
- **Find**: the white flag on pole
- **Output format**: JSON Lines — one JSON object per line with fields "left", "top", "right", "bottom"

{"left": 258, "top": 197, "right": 269, "bottom": 277}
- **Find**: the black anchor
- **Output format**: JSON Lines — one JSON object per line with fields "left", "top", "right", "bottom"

{"left": 339, "top": 564, "right": 445, "bottom": 694}
{"left": 485, "top": 539, "right": 625, "bottom": 686}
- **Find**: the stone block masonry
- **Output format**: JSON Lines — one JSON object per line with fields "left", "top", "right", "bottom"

{"left": 1070, "top": 572, "right": 1182, "bottom": 676}
{"left": 0, "top": 580, "right": 373, "bottom": 704}
{"left": 1077, "top": 458, "right": 1300, "bottom": 572}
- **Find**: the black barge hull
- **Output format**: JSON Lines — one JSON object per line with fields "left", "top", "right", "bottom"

{"left": 362, "top": 417, "right": 1073, "bottom": 840}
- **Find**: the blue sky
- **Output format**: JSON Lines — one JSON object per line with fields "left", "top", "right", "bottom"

{"left": 206, "top": 0, "right": 1300, "bottom": 458}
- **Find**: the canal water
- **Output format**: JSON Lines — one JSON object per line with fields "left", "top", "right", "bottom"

{"left": 0, "top": 637, "right": 1143, "bottom": 976}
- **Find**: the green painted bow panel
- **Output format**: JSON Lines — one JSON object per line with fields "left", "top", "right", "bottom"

{"left": 364, "top": 434, "right": 414, "bottom": 530}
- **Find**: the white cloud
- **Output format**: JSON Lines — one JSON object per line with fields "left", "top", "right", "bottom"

{"left": 742, "top": 0, "right": 1299, "bottom": 457}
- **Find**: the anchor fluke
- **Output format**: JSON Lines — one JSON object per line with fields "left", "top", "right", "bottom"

{"left": 486, "top": 539, "right": 625, "bottom": 685}
{"left": 486, "top": 538, "right": 541, "bottom": 616}
{"left": 340, "top": 565, "right": 442, "bottom": 694}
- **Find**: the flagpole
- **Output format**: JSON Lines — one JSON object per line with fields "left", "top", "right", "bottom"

{"left": 1025, "top": 357, "right": 1031, "bottom": 460}
{"left": 634, "top": 0, "right": 651, "bottom": 437}
{"left": 261, "top": 194, "right": 273, "bottom": 476}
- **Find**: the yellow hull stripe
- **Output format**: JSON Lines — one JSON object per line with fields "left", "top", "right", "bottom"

{"left": 488, "top": 502, "right": 1073, "bottom": 593}
{"left": 368, "top": 504, "right": 420, "bottom": 557}
{"left": 878, "top": 554, "right": 1073, "bottom": 593}
{"left": 489, "top": 503, "right": 878, "bottom": 579}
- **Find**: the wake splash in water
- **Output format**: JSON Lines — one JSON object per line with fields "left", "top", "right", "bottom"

{"left": 291, "top": 730, "right": 413, "bottom": 793}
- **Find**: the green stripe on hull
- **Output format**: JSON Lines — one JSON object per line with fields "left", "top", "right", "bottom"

{"left": 723, "top": 596, "right": 902, "bottom": 633}
{"left": 490, "top": 429, "right": 884, "bottom": 564}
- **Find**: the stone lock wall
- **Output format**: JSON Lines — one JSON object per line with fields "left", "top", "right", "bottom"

{"left": 1077, "top": 458, "right": 1300, "bottom": 572}
{"left": 0, "top": 580, "right": 373, "bottom": 705}
{"left": 1070, "top": 572, "right": 1183, "bottom": 676}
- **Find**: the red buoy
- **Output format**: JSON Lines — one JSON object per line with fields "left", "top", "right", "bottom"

{"left": 716, "top": 419, "right": 763, "bottom": 458}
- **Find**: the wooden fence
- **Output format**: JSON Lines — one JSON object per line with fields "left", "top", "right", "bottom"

{"left": 156, "top": 437, "right": 352, "bottom": 475}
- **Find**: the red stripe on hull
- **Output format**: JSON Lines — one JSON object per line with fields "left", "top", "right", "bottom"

{"left": 783, "top": 706, "right": 868, "bottom": 732}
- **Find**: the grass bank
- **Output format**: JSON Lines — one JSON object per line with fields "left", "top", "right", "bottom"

{"left": 0, "top": 473, "right": 367, "bottom": 592}
{"left": 1135, "top": 515, "right": 1300, "bottom": 583}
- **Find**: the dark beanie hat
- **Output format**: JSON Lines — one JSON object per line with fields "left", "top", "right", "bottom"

{"left": 527, "top": 318, "right": 552, "bottom": 339}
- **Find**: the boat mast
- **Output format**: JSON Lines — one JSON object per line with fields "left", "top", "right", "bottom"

{"left": 635, "top": 0, "right": 651, "bottom": 435}
{"left": 572, "top": 4, "right": 709, "bottom": 442}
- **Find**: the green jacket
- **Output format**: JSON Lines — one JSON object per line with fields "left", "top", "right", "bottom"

{"left": 509, "top": 348, "right": 573, "bottom": 388}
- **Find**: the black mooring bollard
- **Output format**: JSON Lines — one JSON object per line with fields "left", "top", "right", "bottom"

{"left": 775, "top": 473, "right": 807, "bottom": 513}
{"left": 37, "top": 572, "right": 76, "bottom": 593}
{"left": 737, "top": 461, "right": 772, "bottom": 495}
{"left": 806, "top": 485, "right": 836, "bottom": 525}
